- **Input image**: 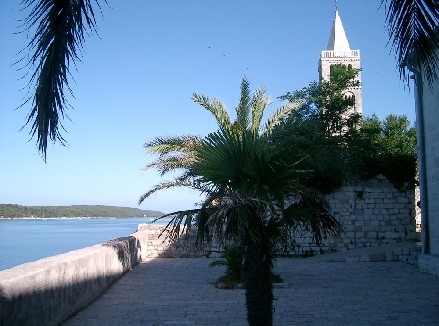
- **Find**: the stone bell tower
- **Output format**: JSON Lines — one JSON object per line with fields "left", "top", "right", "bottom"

{"left": 318, "top": 6, "right": 363, "bottom": 115}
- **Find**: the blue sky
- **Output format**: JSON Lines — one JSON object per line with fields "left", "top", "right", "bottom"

{"left": 0, "top": 0, "right": 415, "bottom": 214}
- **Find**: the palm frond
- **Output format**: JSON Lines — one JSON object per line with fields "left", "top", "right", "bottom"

{"left": 201, "top": 195, "right": 267, "bottom": 245}
{"left": 152, "top": 209, "right": 201, "bottom": 245}
{"left": 143, "top": 155, "right": 196, "bottom": 176}
{"left": 261, "top": 101, "right": 303, "bottom": 136}
{"left": 280, "top": 192, "right": 344, "bottom": 246}
{"left": 19, "top": 0, "right": 103, "bottom": 161}
{"left": 235, "top": 77, "right": 251, "bottom": 131}
{"left": 194, "top": 130, "right": 266, "bottom": 188}
{"left": 251, "top": 87, "right": 272, "bottom": 133}
{"left": 138, "top": 176, "right": 193, "bottom": 204}
{"left": 148, "top": 201, "right": 221, "bottom": 248}
{"left": 144, "top": 134, "right": 201, "bottom": 157}
{"left": 142, "top": 134, "right": 202, "bottom": 175}
{"left": 382, "top": 0, "right": 439, "bottom": 84}
{"left": 191, "top": 93, "right": 232, "bottom": 132}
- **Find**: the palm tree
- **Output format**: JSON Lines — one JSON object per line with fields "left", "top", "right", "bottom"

{"left": 140, "top": 78, "right": 350, "bottom": 326}
{"left": 139, "top": 78, "right": 297, "bottom": 202}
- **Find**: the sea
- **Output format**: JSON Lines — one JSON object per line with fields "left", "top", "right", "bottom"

{"left": 0, "top": 217, "right": 169, "bottom": 271}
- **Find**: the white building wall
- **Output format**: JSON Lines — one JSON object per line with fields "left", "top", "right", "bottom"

{"left": 422, "top": 70, "right": 439, "bottom": 254}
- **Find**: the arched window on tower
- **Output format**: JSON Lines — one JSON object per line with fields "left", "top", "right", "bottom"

{"left": 345, "top": 91, "right": 356, "bottom": 108}
{"left": 348, "top": 64, "right": 353, "bottom": 71}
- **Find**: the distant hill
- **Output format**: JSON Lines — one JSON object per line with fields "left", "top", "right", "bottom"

{"left": 0, "top": 204, "right": 164, "bottom": 219}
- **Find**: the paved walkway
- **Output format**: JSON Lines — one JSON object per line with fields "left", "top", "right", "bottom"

{"left": 63, "top": 245, "right": 439, "bottom": 326}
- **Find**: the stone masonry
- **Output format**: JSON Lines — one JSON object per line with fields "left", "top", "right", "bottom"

{"left": 288, "top": 175, "right": 419, "bottom": 256}
{"left": 139, "top": 175, "right": 419, "bottom": 258}
{"left": 137, "top": 224, "right": 223, "bottom": 258}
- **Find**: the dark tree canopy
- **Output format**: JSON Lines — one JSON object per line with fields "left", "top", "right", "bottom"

{"left": 353, "top": 114, "right": 418, "bottom": 190}
{"left": 280, "top": 66, "right": 418, "bottom": 192}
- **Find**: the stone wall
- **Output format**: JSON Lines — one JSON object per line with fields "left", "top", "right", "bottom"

{"left": 140, "top": 175, "right": 419, "bottom": 258}
{"left": 0, "top": 232, "right": 151, "bottom": 326}
{"left": 137, "top": 224, "right": 223, "bottom": 258}
{"left": 286, "top": 175, "right": 418, "bottom": 256}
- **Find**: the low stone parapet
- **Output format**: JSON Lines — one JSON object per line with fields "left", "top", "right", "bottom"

{"left": 138, "top": 223, "right": 222, "bottom": 258}
{"left": 0, "top": 230, "right": 150, "bottom": 326}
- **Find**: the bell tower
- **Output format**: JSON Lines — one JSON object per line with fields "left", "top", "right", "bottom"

{"left": 318, "top": 4, "right": 362, "bottom": 115}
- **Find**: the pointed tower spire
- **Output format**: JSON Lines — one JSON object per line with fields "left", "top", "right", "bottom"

{"left": 327, "top": 10, "right": 350, "bottom": 51}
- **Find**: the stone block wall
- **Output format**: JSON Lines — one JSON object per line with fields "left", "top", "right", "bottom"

{"left": 140, "top": 175, "right": 419, "bottom": 258}
{"left": 137, "top": 224, "right": 223, "bottom": 258}
{"left": 284, "top": 175, "right": 418, "bottom": 256}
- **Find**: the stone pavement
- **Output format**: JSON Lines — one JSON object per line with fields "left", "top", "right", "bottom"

{"left": 63, "top": 244, "right": 439, "bottom": 326}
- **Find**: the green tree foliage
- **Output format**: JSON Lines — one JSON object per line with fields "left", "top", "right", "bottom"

{"left": 279, "top": 64, "right": 362, "bottom": 193}
{"left": 360, "top": 114, "right": 417, "bottom": 157}
{"left": 353, "top": 114, "right": 418, "bottom": 190}
{"left": 280, "top": 65, "right": 417, "bottom": 192}
{"left": 209, "top": 245, "right": 244, "bottom": 288}
{"left": 280, "top": 64, "right": 361, "bottom": 140}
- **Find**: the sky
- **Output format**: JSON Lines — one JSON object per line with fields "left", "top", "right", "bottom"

{"left": 0, "top": 0, "right": 416, "bottom": 214}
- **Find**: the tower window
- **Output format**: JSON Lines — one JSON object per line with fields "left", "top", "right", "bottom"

{"left": 345, "top": 91, "right": 355, "bottom": 106}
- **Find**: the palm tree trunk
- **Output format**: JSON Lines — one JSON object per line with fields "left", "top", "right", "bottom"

{"left": 240, "top": 218, "right": 273, "bottom": 326}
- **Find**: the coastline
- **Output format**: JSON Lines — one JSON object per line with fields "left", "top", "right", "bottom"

{"left": 0, "top": 205, "right": 165, "bottom": 220}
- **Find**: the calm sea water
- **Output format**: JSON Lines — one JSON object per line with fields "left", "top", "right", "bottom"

{"left": 0, "top": 218, "right": 168, "bottom": 271}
